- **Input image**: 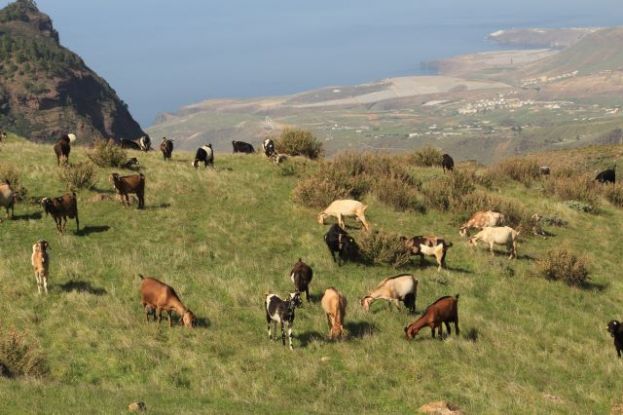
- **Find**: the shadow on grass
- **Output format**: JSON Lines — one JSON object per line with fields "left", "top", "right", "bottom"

{"left": 194, "top": 316, "right": 211, "bottom": 329}
{"left": 297, "top": 330, "right": 325, "bottom": 347}
{"left": 76, "top": 225, "right": 110, "bottom": 236}
{"left": 59, "top": 280, "right": 107, "bottom": 296}
{"left": 307, "top": 292, "right": 322, "bottom": 303}
{"left": 345, "top": 321, "right": 376, "bottom": 339}
{"left": 516, "top": 254, "right": 536, "bottom": 261}
{"left": 91, "top": 186, "right": 116, "bottom": 195}
{"left": 11, "top": 212, "right": 42, "bottom": 221}
{"left": 444, "top": 265, "right": 473, "bottom": 274}
{"left": 144, "top": 203, "right": 171, "bottom": 210}
{"left": 579, "top": 280, "right": 609, "bottom": 292}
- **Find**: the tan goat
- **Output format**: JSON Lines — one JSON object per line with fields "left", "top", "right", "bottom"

{"left": 321, "top": 287, "right": 347, "bottom": 339}
{"left": 318, "top": 199, "right": 370, "bottom": 231}
{"left": 139, "top": 274, "right": 195, "bottom": 328}
{"left": 459, "top": 210, "right": 505, "bottom": 237}
{"left": 31, "top": 240, "right": 49, "bottom": 294}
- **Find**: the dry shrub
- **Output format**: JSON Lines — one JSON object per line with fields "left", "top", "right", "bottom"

{"left": 420, "top": 170, "right": 476, "bottom": 211}
{"left": 536, "top": 249, "right": 589, "bottom": 287}
{"left": 275, "top": 128, "right": 323, "bottom": 160}
{"left": 544, "top": 175, "right": 600, "bottom": 207}
{"left": 59, "top": 161, "right": 95, "bottom": 190}
{"left": 357, "top": 229, "right": 411, "bottom": 267}
{"left": 456, "top": 191, "right": 533, "bottom": 229}
{"left": 374, "top": 177, "right": 425, "bottom": 213}
{"left": 87, "top": 138, "right": 128, "bottom": 167}
{"left": 491, "top": 158, "right": 540, "bottom": 185}
{"left": 604, "top": 183, "right": 623, "bottom": 208}
{"left": 0, "top": 327, "right": 48, "bottom": 378}
{"left": 409, "top": 146, "right": 442, "bottom": 167}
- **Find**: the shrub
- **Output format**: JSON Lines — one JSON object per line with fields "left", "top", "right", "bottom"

{"left": 275, "top": 128, "right": 323, "bottom": 160}
{"left": 59, "top": 161, "right": 95, "bottom": 190}
{"left": 564, "top": 200, "right": 595, "bottom": 213}
{"left": 420, "top": 170, "right": 475, "bottom": 212}
{"left": 0, "top": 327, "right": 48, "bottom": 378}
{"left": 490, "top": 158, "right": 540, "bottom": 186}
{"left": 604, "top": 183, "right": 623, "bottom": 208}
{"left": 374, "top": 177, "right": 425, "bottom": 213}
{"left": 409, "top": 146, "right": 442, "bottom": 167}
{"left": 357, "top": 229, "right": 411, "bottom": 268}
{"left": 536, "top": 249, "right": 589, "bottom": 287}
{"left": 87, "top": 139, "right": 128, "bottom": 167}
{"left": 0, "top": 163, "right": 28, "bottom": 200}
{"left": 544, "top": 175, "right": 599, "bottom": 207}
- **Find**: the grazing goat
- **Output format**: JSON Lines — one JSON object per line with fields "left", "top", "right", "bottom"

{"left": 607, "top": 320, "right": 623, "bottom": 358}
{"left": 459, "top": 210, "right": 505, "bottom": 237}
{"left": 265, "top": 292, "right": 302, "bottom": 350}
{"left": 271, "top": 153, "right": 288, "bottom": 165}
{"left": 41, "top": 192, "right": 79, "bottom": 232}
{"left": 139, "top": 135, "right": 151, "bottom": 151}
{"left": 404, "top": 295, "right": 460, "bottom": 339}
{"left": 110, "top": 173, "right": 145, "bottom": 209}
{"left": 361, "top": 274, "right": 417, "bottom": 313}
{"left": 441, "top": 153, "right": 454, "bottom": 173}
{"left": 53, "top": 133, "right": 76, "bottom": 165}
{"left": 595, "top": 166, "right": 616, "bottom": 184}
{"left": 290, "top": 258, "right": 313, "bottom": 302}
{"left": 31, "top": 240, "right": 50, "bottom": 294}
{"left": 318, "top": 199, "right": 370, "bottom": 231}
{"left": 139, "top": 275, "right": 195, "bottom": 328}
{"left": 540, "top": 166, "right": 551, "bottom": 176}
{"left": 120, "top": 157, "right": 140, "bottom": 170}
{"left": 232, "top": 140, "right": 255, "bottom": 154}
{"left": 469, "top": 226, "right": 519, "bottom": 259}
{"left": 0, "top": 182, "right": 15, "bottom": 220}
{"left": 262, "top": 138, "right": 276, "bottom": 157}
{"left": 160, "top": 137, "right": 174, "bottom": 160}
{"left": 120, "top": 138, "right": 141, "bottom": 151}
{"left": 321, "top": 287, "right": 347, "bottom": 340}
{"left": 324, "top": 224, "right": 359, "bottom": 266}
{"left": 402, "top": 235, "right": 452, "bottom": 271}
{"left": 192, "top": 144, "right": 214, "bottom": 168}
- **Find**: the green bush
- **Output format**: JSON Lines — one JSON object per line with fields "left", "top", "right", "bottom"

{"left": 491, "top": 158, "right": 541, "bottom": 186}
{"left": 59, "top": 161, "right": 95, "bottom": 190}
{"left": 421, "top": 170, "right": 475, "bottom": 211}
{"left": 275, "top": 128, "right": 323, "bottom": 160}
{"left": 536, "top": 249, "right": 590, "bottom": 287}
{"left": 544, "top": 175, "right": 599, "bottom": 208}
{"left": 87, "top": 139, "right": 128, "bottom": 167}
{"left": 357, "top": 229, "right": 411, "bottom": 268}
{"left": 409, "top": 146, "right": 442, "bottom": 167}
{"left": 374, "top": 177, "right": 425, "bottom": 213}
{"left": 0, "top": 327, "right": 48, "bottom": 378}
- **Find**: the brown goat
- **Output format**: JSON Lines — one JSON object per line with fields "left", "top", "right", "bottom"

{"left": 41, "top": 192, "right": 79, "bottom": 233}
{"left": 290, "top": 258, "right": 313, "bottom": 302}
{"left": 138, "top": 274, "right": 195, "bottom": 328}
{"left": 0, "top": 182, "right": 15, "bottom": 220}
{"left": 404, "top": 295, "right": 459, "bottom": 339}
{"left": 110, "top": 173, "right": 145, "bottom": 209}
{"left": 53, "top": 133, "right": 76, "bottom": 166}
{"left": 402, "top": 235, "right": 452, "bottom": 271}
{"left": 321, "top": 287, "right": 347, "bottom": 340}
{"left": 31, "top": 240, "right": 50, "bottom": 294}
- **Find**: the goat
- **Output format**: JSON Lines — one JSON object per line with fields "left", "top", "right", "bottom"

{"left": 361, "top": 274, "right": 417, "bottom": 313}
{"left": 139, "top": 274, "right": 195, "bottom": 328}
{"left": 110, "top": 173, "right": 145, "bottom": 209}
{"left": 53, "top": 133, "right": 76, "bottom": 166}
{"left": 160, "top": 137, "right": 174, "bottom": 160}
{"left": 262, "top": 138, "right": 276, "bottom": 157}
{"left": 120, "top": 157, "right": 140, "bottom": 170}
{"left": 321, "top": 287, "right": 347, "bottom": 340}
{"left": 595, "top": 166, "right": 616, "bottom": 184}
{"left": 271, "top": 153, "right": 288, "bottom": 165}
{"left": 31, "top": 240, "right": 50, "bottom": 294}
{"left": 402, "top": 235, "right": 452, "bottom": 271}
{"left": 120, "top": 138, "right": 142, "bottom": 151}
{"left": 469, "top": 226, "right": 519, "bottom": 259}
{"left": 0, "top": 129, "right": 6, "bottom": 142}
{"left": 324, "top": 224, "right": 359, "bottom": 266}
{"left": 404, "top": 295, "right": 460, "bottom": 339}
{"left": 318, "top": 199, "right": 370, "bottom": 231}
{"left": 192, "top": 144, "right": 214, "bottom": 168}
{"left": 232, "top": 140, "right": 255, "bottom": 154}
{"left": 139, "top": 135, "right": 151, "bottom": 151}
{"left": 0, "top": 182, "right": 15, "bottom": 220}
{"left": 41, "top": 192, "right": 79, "bottom": 233}
{"left": 441, "top": 153, "right": 454, "bottom": 173}
{"left": 540, "top": 166, "right": 551, "bottom": 176}
{"left": 459, "top": 210, "right": 505, "bottom": 237}
{"left": 265, "top": 292, "right": 302, "bottom": 350}
{"left": 290, "top": 258, "right": 313, "bottom": 302}
{"left": 607, "top": 320, "right": 623, "bottom": 358}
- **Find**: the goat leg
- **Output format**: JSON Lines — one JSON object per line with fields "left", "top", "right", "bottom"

{"left": 281, "top": 322, "right": 286, "bottom": 346}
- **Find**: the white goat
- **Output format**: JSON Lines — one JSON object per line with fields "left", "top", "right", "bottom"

{"left": 318, "top": 199, "right": 370, "bottom": 231}
{"left": 469, "top": 226, "right": 519, "bottom": 259}
{"left": 459, "top": 210, "right": 505, "bottom": 237}
{"left": 360, "top": 274, "right": 417, "bottom": 313}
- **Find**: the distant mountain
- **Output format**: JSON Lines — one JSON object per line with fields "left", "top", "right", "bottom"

{"left": 0, "top": 0, "right": 144, "bottom": 142}
{"left": 487, "top": 27, "right": 598, "bottom": 49}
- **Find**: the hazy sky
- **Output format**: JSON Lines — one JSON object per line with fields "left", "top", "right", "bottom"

{"left": 1, "top": 1, "right": 622, "bottom": 126}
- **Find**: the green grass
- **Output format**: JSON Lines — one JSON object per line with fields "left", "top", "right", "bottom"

{"left": 1, "top": 134, "right": 623, "bottom": 414}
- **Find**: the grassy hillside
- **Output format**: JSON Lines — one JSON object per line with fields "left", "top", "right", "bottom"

{"left": 1, "top": 134, "right": 623, "bottom": 414}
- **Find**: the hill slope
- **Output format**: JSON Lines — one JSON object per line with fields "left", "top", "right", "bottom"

{"left": 1, "top": 134, "right": 623, "bottom": 413}
{"left": 0, "top": 0, "right": 145, "bottom": 141}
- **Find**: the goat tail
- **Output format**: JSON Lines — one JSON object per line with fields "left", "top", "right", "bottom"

{"left": 138, "top": 274, "right": 144, "bottom": 280}
{"left": 455, "top": 294, "right": 460, "bottom": 301}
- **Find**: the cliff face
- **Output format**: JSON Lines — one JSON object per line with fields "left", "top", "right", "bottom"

{"left": 0, "top": 0, "right": 145, "bottom": 142}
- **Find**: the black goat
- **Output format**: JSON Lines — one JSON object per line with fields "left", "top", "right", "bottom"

{"left": 595, "top": 166, "right": 616, "bottom": 184}
{"left": 607, "top": 320, "right": 623, "bottom": 358}
{"left": 265, "top": 292, "right": 303, "bottom": 350}
{"left": 290, "top": 258, "right": 313, "bottom": 302}
{"left": 160, "top": 137, "right": 174, "bottom": 160}
{"left": 441, "top": 153, "right": 454, "bottom": 173}
{"left": 120, "top": 138, "right": 142, "bottom": 151}
{"left": 324, "top": 224, "right": 359, "bottom": 266}
{"left": 232, "top": 140, "right": 255, "bottom": 154}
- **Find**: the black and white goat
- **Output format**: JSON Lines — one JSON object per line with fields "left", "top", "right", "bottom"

{"left": 262, "top": 138, "right": 276, "bottom": 157}
{"left": 192, "top": 144, "right": 214, "bottom": 168}
{"left": 265, "top": 292, "right": 302, "bottom": 350}
{"left": 607, "top": 320, "right": 623, "bottom": 358}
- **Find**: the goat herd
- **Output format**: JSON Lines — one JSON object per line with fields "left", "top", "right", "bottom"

{"left": 2, "top": 132, "right": 622, "bottom": 357}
